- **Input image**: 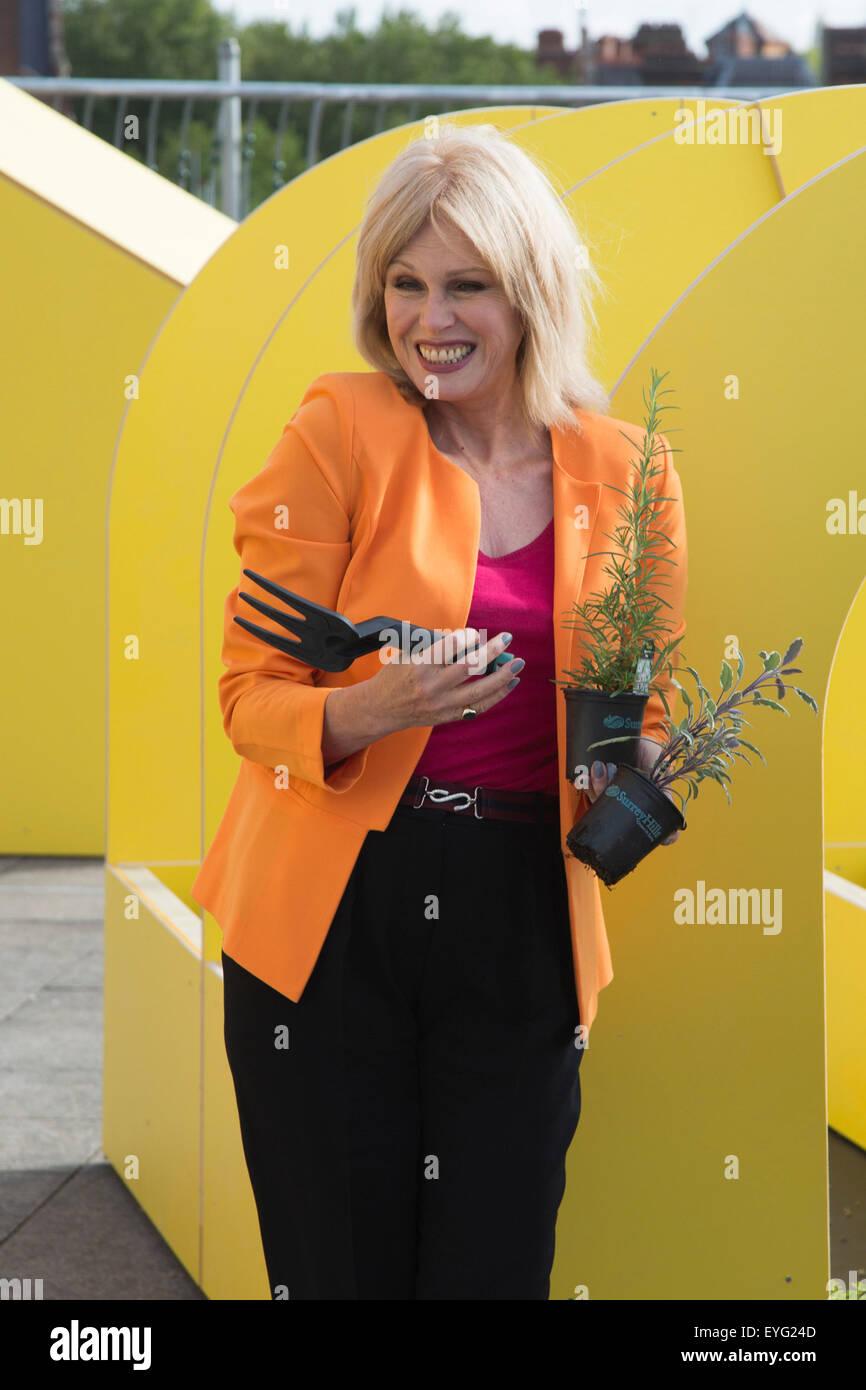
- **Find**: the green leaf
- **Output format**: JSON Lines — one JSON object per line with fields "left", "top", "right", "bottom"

{"left": 586, "top": 734, "right": 636, "bottom": 750}
{"left": 782, "top": 638, "right": 803, "bottom": 665}
{"left": 753, "top": 696, "right": 790, "bottom": 715}
{"left": 736, "top": 649, "right": 744, "bottom": 683}
{"left": 719, "top": 660, "right": 733, "bottom": 692}
{"left": 737, "top": 738, "right": 766, "bottom": 765}
{"left": 792, "top": 687, "right": 819, "bottom": 714}
{"left": 763, "top": 651, "right": 781, "bottom": 670}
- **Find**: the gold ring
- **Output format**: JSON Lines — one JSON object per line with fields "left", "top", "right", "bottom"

{"left": 461, "top": 706, "right": 478, "bottom": 720}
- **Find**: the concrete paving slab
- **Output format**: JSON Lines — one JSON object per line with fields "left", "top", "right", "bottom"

{"left": 60, "top": 949, "right": 104, "bottom": 989}
{"left": 829, "top": 1130, "right": 866, "bottom": 1290}
{"left": 0, "top": 1165, "right": 82, "bottom": 1244}
{"left": 0, "top": 924, "right": 102, "bottom": 1022}
{"left": 0, "top": 1120, "right": 103, "bottom": 1174}
{"left": 0, "top": 858, "right": 103, "bottom": 928}
{"left": 0, "top": 1156, "right": 204, "bottom": 1300}
{"left": 0, "top": 858, "right": 104, "bottom": 888}
{"left": 0, "top": 986, "right": 102, "bottom": 1072}
{"left": 0, "top": 1067, "right": 101, "bottom": 1121}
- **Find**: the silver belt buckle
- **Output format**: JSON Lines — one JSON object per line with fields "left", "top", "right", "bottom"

{"left": 413, "top": 775, "right": 484, "bottom": 819}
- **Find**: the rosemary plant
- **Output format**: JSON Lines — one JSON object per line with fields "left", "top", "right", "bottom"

{"left": 552, "top": 365, "right": 684, "bottom": 707}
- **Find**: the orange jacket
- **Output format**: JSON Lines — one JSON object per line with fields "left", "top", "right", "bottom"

{"left": 191, "top": 371, "right": 687, "bottom": 1035}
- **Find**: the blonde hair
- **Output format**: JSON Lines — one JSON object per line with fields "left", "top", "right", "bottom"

{"left": 351, "top": 120, "right": 610, "bottom": 434}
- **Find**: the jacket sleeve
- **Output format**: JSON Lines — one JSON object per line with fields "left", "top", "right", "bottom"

{"left": 217, "top": 374, "right": 370, "bottom": 793}
{"left": 640, "top": 430, "right": 688, "bottom": 747}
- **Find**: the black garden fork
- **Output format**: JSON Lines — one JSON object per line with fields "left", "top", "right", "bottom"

{"left": 234, "top": 569, "right": 511, "bottom": 677}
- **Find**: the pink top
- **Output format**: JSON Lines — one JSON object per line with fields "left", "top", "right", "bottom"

{"left": 413, "top": 516, "right": 558, "bottom": 795}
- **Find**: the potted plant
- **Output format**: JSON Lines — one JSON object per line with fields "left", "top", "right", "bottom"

{"left": 552, "top": 366, "right": 685, "bottom": 787}
{"left": 565, "top": 638, "right": 818, "bottom": 885}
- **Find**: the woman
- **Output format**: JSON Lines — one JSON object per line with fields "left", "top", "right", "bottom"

{"left": 192, "top": 121, "right": 687, "bottom": 1301}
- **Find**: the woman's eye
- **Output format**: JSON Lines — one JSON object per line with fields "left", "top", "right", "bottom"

{"left": 390, "top": 279, "right": 487, "bottom": 292}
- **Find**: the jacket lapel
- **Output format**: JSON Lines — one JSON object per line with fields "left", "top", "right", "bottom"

{"left": 550, "top": 422, "right": 603, "bottom": 686}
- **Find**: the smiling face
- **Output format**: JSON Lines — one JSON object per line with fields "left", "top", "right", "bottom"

{"left": 383, "top": 217, "right": 524, "bottom": 410}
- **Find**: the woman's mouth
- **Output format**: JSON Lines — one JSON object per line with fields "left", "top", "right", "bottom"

{"left": 415, "top": 342, "right": 476, "bottom": 371}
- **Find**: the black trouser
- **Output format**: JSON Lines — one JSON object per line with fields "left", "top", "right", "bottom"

{"left": 222, "top": 794, "right": 583, "bottom": 1300}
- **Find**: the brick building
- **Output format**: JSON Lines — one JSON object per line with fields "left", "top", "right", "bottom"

{"left": 0, "top": 0, "right": 67, "bottom": 77}
{"left": 536, "top": 10, "right": 818, "bottom": 88}
{"left": 821, "top": 26, "right": 866, "bottom": 84}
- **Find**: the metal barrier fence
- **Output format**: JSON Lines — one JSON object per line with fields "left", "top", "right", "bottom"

{"left": 7, "top": 40, "right": 792, "bottom": 220}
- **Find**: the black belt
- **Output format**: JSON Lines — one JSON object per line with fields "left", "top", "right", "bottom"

{"left": 398, "top": 775, "right": 559, "bottom": 824}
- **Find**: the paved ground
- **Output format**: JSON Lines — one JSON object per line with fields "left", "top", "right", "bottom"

{"left": 0, "top": 855, "right": 862, "bottom": 1301}
{"left": 0, "top": 855, "right": 203, "bottom": 1301}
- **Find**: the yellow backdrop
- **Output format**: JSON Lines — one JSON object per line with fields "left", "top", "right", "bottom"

{"left": 0, "top": 79, "right": 233, "bottom": 853}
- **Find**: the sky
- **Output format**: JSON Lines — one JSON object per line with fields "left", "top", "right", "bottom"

{"left": 211, "top": 0, "right": 866, "bottom": 58}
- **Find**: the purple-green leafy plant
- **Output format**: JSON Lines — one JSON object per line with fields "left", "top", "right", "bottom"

{"left": 609, "top": 637, "right": 819, "bottom": 819}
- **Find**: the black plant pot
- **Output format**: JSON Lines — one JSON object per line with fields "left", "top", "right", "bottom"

{"left": 563, "top": 687, "right": 649, "bottom": 783}
{"left": 566, "top": 764, "right": 685, "bottom": 887}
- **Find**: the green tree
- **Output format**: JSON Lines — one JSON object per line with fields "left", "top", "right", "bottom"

{"left": 62, "top": 0, "right": 564, "bottom": 212}
{"left": 64, "top": 0, "right": 236, "bottom": 78}
{"left": 64, "top": 0, "right": 238, "bottom": 199}
{"left": 240, "top": 7, "right": 561, "bottom": 194}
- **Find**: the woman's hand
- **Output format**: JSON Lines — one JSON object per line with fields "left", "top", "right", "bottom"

{"left": 577, "top": 735, "right": 682, "bottom": 846}
{"left": 365, "top": 627, "right": 521, "bottom": 734}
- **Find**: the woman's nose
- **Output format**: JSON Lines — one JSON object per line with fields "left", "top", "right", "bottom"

{"left": 417, "top": 294, "right": 454, "bottom": 333}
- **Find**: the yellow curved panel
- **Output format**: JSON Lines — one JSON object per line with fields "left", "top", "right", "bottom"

{"left": 550, "top": 148, "right": 865, "bottom": 1300}
{"left": 538, "top": 88, "right": 866, "bottom": 384}
{"left": 523, "top": 94, "right": 741, "bottom": 177}
{"left": 0, "top": 79, "right": 232, "bottom": 854}
{"left": 825, "top": 882, "right": 866, "bottom": 1149}
{"left": 825, "top": 580, "right": 866, "bottom": 855}
{"left": 763, "top": 84, "right": 866, "bottom": 194}
{"left": 823, "top": 571, "right": 866, "bottom": 1149}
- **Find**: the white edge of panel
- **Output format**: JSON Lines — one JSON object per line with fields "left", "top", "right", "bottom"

{"left": 109, "top": 864, "right": 203, "bottom": 957}
{"left": 824, "top": 868, "right": 866, "bottom": 912}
